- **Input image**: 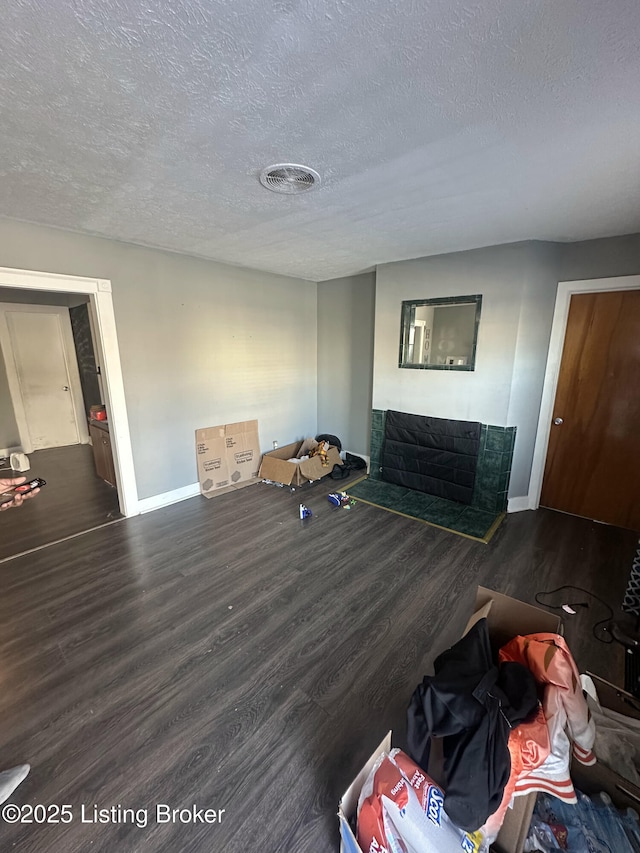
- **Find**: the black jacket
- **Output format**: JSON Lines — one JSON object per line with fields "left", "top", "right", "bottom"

{"left": 406, "top": 617, "right": 538, "bottom": 831}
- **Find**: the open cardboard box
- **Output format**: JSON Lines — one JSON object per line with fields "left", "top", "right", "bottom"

{"left": 338, "top": 586, "right": 562, "bottom": 853}
{"left": 570, "top": 672, "right": 640, "bottom": 812}
{"left": 338, "top": 731, "right": 392, "bottom": 853}
{"left": 258, "top": 440, "right": 342, "bottom": 488}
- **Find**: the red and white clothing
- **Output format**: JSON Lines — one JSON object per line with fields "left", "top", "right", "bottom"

{"left": 481, "top": 705, "right": 550, "bottom": 840}
{"left": 499, "top": 633, "right": 596, "bottom": 803}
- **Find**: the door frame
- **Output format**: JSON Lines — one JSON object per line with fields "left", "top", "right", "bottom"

{"left": 0, "top": 267, "right": 139, "bottom": 517}
{"left": 0, "top": 303, "right": 90, "bottom": 452}
{"left": 529, "top": 274, "right": 640, "bottom": 511}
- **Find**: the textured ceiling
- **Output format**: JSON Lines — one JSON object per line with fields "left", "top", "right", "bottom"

{"left": 1, "top": 0, "right": 640, "bottom": 281}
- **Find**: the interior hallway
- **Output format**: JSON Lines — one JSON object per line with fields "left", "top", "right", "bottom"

{"left": 0, "top": 478, "right": 636, "bottom": 852}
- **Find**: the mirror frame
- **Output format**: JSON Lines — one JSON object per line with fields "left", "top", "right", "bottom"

{"left": 398, "top": 294, "right": 482, "bottom": 371}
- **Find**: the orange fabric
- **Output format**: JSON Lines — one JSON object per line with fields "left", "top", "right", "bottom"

{"left": 482, "top": 632, "right": 596, "bottom": 840}
{"left": 482, "top": 706, "right": 549, "bottom": 839}
{"left": 499, "top": 633, "right": 595, "bottom": 764}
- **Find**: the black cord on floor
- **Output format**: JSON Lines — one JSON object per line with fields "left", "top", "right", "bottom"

{"left": 535, "top": 585, "right": 614, "bottom": 644}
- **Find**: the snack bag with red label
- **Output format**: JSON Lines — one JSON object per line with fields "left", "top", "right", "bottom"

{"left": 357, "top": 749, "right": 487, "bottom": 853}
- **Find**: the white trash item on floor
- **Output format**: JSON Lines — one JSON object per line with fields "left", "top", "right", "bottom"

{"left": 10, "top": 452, "right": 30, "bottom": 472}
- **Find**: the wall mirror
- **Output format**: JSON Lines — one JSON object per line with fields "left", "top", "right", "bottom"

{"left": 399, "top": 294, "right": 482, "bottom": 370}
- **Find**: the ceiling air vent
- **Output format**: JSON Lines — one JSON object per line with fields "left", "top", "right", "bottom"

{"left": 259, "top": 163, "right": 321, "bottom": 194}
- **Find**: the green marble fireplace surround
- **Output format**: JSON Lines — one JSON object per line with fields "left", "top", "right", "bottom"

{"left": 354, "top": 409, "right": 516, "bottom": 540}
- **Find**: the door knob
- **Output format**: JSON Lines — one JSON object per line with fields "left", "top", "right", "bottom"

{"left": 553, "top": 417, "right": 564, "bottom": 425}
{"left": 62, "top": 385, "right": 70, "bottom": 391}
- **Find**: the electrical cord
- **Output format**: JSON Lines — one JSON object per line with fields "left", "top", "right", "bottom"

{"left": 535, "top": 585, "right": 614, "bottom": 644}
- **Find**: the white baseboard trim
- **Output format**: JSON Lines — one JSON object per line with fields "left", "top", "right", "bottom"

{"left": 0, "top": 446, "right": 22, "bottom": 458}
{"left": 507, "top": 496, "right": 533, "bottom": 513}
{"left": 137, "top": 482, "right": 201, "bottom": 514}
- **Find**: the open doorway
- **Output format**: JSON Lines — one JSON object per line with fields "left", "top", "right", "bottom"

{"left": 0, "top": 300, "right": 90, "bottom": 451}
{"left": 0, "top": 266, "right": 138, "bottom": 561}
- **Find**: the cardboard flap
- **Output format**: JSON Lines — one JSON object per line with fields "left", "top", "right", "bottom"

{"left": 339, "top": 731, "right": 392, "bottom": 826}
{"left": 224, "top": 420, "right": 258, "bottom": 436}
{"left": 258, "top": 442, "right": 303, "bottom": 486}
{"left": 571, "top": 755, "right": 640, "bottom": 810}
{"left": 259, "top": 455, "right": 297, "bottom": 486}
{"left": 299, "top": 446, "right": 342, "bottom": 480}
{"left": 263, "top": 442, "right": 303, "bottom": 461}
{"left": 298, "top": 456, "right": 329, "bottom": 480}
{"left": 474, "top": 586, "right": 561, "bottom": 649}
{"left": 492, "top": 796, "right": 536, "bottom": 853}
{"left": 584, "top": 672, "right": 640, "bottom": 719}
{"left": 463, "top": 599, "right": 493, "bottom": 636}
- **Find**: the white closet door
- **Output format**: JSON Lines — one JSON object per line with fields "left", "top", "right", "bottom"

{"left": 7, "top": 310, "right": 80, "bottom": 449}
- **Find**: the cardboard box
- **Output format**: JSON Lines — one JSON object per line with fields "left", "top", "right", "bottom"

{"left": 570, "top": 672, "right": 640, "bottom": 812}
{"left": 338, "top": 731, "right": 392, "bottom": 853}
{"left": 462, "top": 607, "right": 640, "bottom": 850}
{"left": 338, "top": 587, "right": 562, "bottom": 853}
{"left": 195, "top": 420, "right": 260, "bottom": 498}
{"left": 258, "top": 440, "right": 342, "bottom": 487}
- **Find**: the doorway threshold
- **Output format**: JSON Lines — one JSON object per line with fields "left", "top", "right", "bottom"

{"left": 0, "top": 515, "right": 126, "bottom": 565}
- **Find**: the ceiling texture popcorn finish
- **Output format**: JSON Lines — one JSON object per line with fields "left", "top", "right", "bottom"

{"left": 1, "top": 0, "right": 640, "bottom": 281}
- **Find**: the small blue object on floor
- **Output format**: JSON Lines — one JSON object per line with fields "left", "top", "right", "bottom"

{"left": 299, "top": 503, "right": 312, "bottom": 519}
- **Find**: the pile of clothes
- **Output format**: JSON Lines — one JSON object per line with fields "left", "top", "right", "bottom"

{"left": 406, "top": 618, "right": 596, "bottom": 842}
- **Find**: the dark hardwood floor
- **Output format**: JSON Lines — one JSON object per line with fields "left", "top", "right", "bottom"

{"left": 0, "top": 444, "right": 122, "bottom": 561}
{"left": 0, "top": 478, "right": 636, "bottom": 852}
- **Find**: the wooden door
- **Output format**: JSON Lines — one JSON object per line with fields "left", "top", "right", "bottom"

{"left": 90, "top": 423, "right": 116, "bottom": 487}
{"left": 6, "top": 309, "right": 81, "bottom": 449}
{"left": 540, "top": 289, "right": 640, "bottom": 530}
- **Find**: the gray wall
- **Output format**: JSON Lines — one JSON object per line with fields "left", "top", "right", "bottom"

{"left": 374, "top": 243, "right": 545, "bottom": 426}
{"left": 1, "top": 216, "right": 638, "bottom": 503}
{"left": 559, "top": 233, "right": 640, "bottom": 281}
{"left": 369, "top": 234, "right": 640, "bottom": 500}
{"left": 505, "top": 242, "right": 562, "bottom": 495}
{"left": 0, "top": 219, "right": 317, "bottom": 499}
{"left": 374, "top": 242, "right": 556, "bottom": 499}
{"left": 317, "top": 273, "right": 375, "bottom": 456}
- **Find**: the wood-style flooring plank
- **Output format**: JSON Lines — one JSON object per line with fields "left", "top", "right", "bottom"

{"left": 0, "top": 444, "right": 121, "bottom": 561}
{"left": 0, "top": 479, "right": 637, "bottom": 851}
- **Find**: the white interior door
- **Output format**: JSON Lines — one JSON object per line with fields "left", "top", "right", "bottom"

{"left": 2, "top": 307, "right": 85, "bottom": 450}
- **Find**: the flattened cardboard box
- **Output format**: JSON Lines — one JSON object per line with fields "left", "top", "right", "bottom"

{"left": 258, "top": 440, "right": 342, "bottom": 487}
{"left": 195, "top": 420, "right": 260, "bottom": 498}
